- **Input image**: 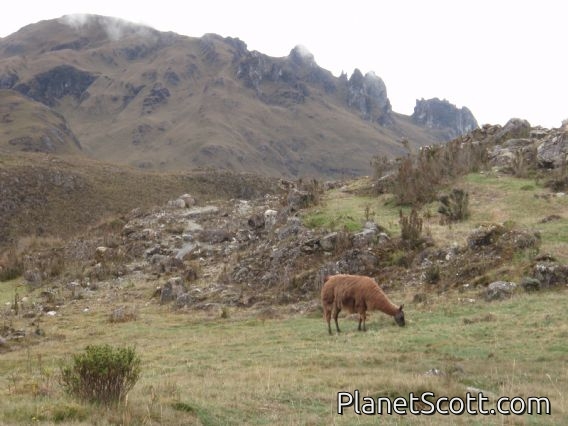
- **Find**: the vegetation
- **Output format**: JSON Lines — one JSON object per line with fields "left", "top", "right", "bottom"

{"left": 60, "top": 344, "right": 141, "bottom": 406}
{"left": 0, "top": 287, "right": 566, "bottom": 424}
{"left": 438, "top": 188, "right": 470, "bottom": 223}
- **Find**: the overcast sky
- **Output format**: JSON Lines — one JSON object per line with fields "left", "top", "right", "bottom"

{"left": 1, "top": 0, "right": 566, "bottom": 128}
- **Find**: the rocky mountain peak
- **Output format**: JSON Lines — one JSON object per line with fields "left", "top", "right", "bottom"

{"left": 346, "top": 69, "right": 392, "bottom": 125}
{"left": 289, "top": 45, "right": 317, "bottom": 67}
{"left": 411, "top": 97, "right": 478, "bottom": 140}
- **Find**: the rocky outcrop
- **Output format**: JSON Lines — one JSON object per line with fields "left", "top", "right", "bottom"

{"left": 346, "top": 69, "right": 392, "bottom": 125}
{"left": 14, "top": 65, "right": 97, "bottom": 106}
{"left": 142, "top": 83, "right": 170, "bottom": 113}
{"left": 412, "top": 98, "right": 478, "bottom": 139}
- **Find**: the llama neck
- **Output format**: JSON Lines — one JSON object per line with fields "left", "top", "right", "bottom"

{"left": 369, "top": 287, "right": 399, "bottom": 316}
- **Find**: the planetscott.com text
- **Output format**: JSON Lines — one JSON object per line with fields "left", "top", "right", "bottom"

{"left": 337, "top": 390, "right": 551, "bottom": 416}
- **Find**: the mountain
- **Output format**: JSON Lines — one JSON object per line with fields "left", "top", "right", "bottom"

{"left": 0, "top": 89, "right": 81, "bottom": 154}
{"left": 0, "top": 15, "right": 478, "bottom": 178}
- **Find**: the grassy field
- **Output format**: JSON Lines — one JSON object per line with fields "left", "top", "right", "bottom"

{"left": 0, "top": 277, "right": 565, "bottom": 425}
{"left": 1, "top": 171, "right": 567, "bottom": 425}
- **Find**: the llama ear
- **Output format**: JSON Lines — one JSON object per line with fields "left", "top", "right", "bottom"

{"left": 399, "top": 304, "right": 404, "bottom": 311}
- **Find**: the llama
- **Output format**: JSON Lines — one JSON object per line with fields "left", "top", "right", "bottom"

{"left": 321, "top": 274, "right": 405, "bottom": 334}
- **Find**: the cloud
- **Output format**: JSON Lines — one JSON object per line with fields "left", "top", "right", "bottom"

{"left": 59, "top": 14, "right": 155, "bottom": 41}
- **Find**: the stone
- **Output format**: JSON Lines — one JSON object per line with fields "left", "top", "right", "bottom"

{"left": 160, "top": 277, "right": 188, "bottom": 304}
{"left": 533, "top": 262, "right": 568, "bottom": 288}
{"left": 493, "top": 118, "right": 531, "bottom": 143}
{"left": 167, "top": 198, "right": 186, "bottom": 209}
{"left": 485, "top": 281, "right": 517, "bottom": 301}
{"left": 320, "top": 232, "right": 338, "bottom": 252}
{"left": 520, "top": 276, "right": 541, "bottom": 292}
{"left": 180, "top": 194, "right": 196, "bottom": 207}
{"left": 467, "top": 224, "right": 506, "bottom": 249}
{"left": 264, "top": 209, "right": 278, "bottom": 228}
{"left": 248, "top": 213, "right": 265, "bottom": 229}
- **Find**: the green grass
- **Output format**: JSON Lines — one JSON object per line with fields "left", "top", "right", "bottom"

{"left": 302, "top": 185, "right": 409, "bottom": 234}
{"left": 302, "top": 173, "right": 568, "bottom": 262}
{"left": 0, "top": 278, "right": 566, "bottom": 425}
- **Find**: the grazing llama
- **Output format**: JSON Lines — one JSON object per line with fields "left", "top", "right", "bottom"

{"left": 321, "top": 274, "right": 405, "bottom": 334}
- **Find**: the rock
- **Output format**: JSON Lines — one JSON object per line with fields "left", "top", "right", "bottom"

{"left": 492, "top": 118, "right": 531, "bottom": 143}
{"left": 286, "top": 189, "right": 314, "bottom": 210}
{"left": 411, "top": 98, "right": 478, "bottom": 139}
{"left": 160, "top": 277, "right": 188, "bottom": 304}
{"left": 467, "top": 224, "right": 506, "bottom": 248}
{"left": 352, "top": 228, "right": 376, "bottom": 247}
{"left": 537, "top": 131, "right": 568, "bottom": 169}
{"left": 248, "top": 213, "right": 265, "bottom": 229}
{"left": 167, "top": 198, "right": 186, "bottom": 209}
{"left": 488, "top": 138, "right": 537, "bottom": 172}
{"left": 180, "top": 194, "right": 196, "bottom": 207}
{"left": 533, "top": 262, "right": 568, "bottom": 288}
{"left": 185, "top": 206, "right": 219, "bottom": 217}
{"left": 94, "top": 246, "right": 112, "bottom": 262}
{"left": 142, "top": 83, "right": 170, "bottom": 113}
{"left": 320, "top": 232, "right": 338, "bottom": 252}
{"left": 485, "top": 281, "right": 517, "bottom": 301}
{"left": 347, "top": 69, "right": 392, "bottom": 125}
{"left": 15, "top": 65, "right": 96, "bottom": 106}
{"left": 520, "top": 276, "right": 541, "bottom": 292}
{"left": 264, "top": 209, "right": 278, "bottom": 228}
{"left": 198, "top": 229, "right": 233, "bottom": 244}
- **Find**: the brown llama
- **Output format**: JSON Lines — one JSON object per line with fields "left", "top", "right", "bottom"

{"left": 321, "top": 274, "right": 405, "bottom": 334}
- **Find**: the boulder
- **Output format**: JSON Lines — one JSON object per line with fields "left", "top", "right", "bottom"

{"left": 264, "top": 209, "right": 278, "bottom": 228}
{"left": 520, "top": 276, "right": 541, "bottom": 292}
{"left": 160, "top": 277, "right": 188, "bottom": 304}
{"left": 180, "top": 194, "right": 196, "bottom": 207}
{"left": 485, "top": 281, "right": 517, "bottom": 301}
{"left": 533, "top": 262, "right": 568, "bottom": 288}
{"left": 248, "top": 213, "right": 265, "bottom": 229}
{"left": 537, "top": 132, "right": 568, "bottom": 169}
{"left": 320, "top": 232, "right": 338, "bottom": 252}
{"left": 467, "top": 224, "right": 506, "bottom": 249}
{"left": 492, "top": 118, "right": 531, "bottom": 144}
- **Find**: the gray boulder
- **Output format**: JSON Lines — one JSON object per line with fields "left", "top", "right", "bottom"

{"left": 485, "top": 281, "right": 517, "bottom": 301}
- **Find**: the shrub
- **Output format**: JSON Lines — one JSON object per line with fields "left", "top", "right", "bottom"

{"left": 399, "top": 208, "right": 423, "bottom": 248}
{"left": 60, "top": 344, "right": 141, "bottom": 405}
{"left": 0, "top": 248, "right": 23, "bottom": 281}
{"left": 438, "top": 188, "right": 470, "bottom": 223}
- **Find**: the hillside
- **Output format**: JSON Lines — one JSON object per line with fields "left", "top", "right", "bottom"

{"left": 1, "top": 120, "right": 568, "bottom": 424}
{"left": 1, "top": 128, "right": 568, "bottom": 423}
{"left": 0, "top": 90, "right": 81, "bottom": 154}
{"left": 0, "top": 151, "right": 281, "bottom": 248}
{"left": 0, "top": 15, "right": 478, "bottom": 178}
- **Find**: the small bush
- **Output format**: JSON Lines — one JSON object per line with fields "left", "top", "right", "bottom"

{"left": 0, "top": 249, "right": 23, "bottom": 281}
{"left": 424, "top": 264, "right": 441, "bottom": 284}
{"left": 438, "top": 188, "right": 470, "bottom": 223}
{"left": 60, "top": 344, "right": 141, "bottom": 405}
{"left": 399, "top": 209, "right": 423, "bottom": 248}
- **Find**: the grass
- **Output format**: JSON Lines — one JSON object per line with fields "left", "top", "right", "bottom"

{"left": 302, "top": 173, "right": 568, "bottom": 262}
{"left": 0, "top": 277, "right": 566, "bottom": 425}
{"left": 302, "top": 184, "right": 410, "bottom": 234}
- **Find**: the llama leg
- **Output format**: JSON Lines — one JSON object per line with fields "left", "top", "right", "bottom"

{"left": 324, "top": 307, "right": 332, "bottom": 335}
{"left": 333, "top": 307, "right": 341, "bottom": 333}
{"left": 361, "top": 311, "right": 367, "bottom": 332}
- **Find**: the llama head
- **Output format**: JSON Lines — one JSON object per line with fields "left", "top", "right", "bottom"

{"left": 394, "top": 304, "right": 405, "bottom": 327}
